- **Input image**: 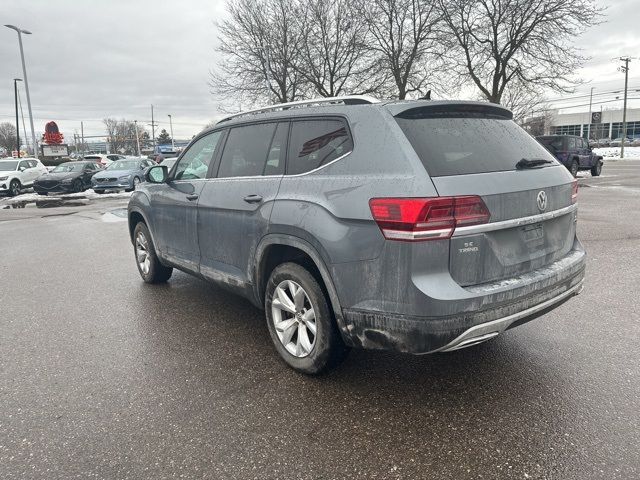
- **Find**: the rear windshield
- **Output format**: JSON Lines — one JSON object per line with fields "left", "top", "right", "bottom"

{"left": 395, "top": 115, "right": 557, "bottom": 177}
{"left": 537, "top": 136, "right": 565, "bottom": 151}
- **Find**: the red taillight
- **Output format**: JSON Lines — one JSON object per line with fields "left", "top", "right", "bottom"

{"left": 571, "top": 180, "right": 578, "bottom": 204}
{"left": 369, "top": 196, "right": 490, "bottom": 241}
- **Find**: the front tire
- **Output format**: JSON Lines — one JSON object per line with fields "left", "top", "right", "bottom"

{"left": 133, "top": 222, "right": 173, "bottom": 283}
{"left": 72, "top": 179, "right": 83, "bottom": 193}
{"left": 591, "top": 160, "right": 603, "bottom": 177}
{"left": 265, "top": 262, "right": 349, "bottom": 374}
{"left": 9, "top": 179, "right": 21, "bottom": 196}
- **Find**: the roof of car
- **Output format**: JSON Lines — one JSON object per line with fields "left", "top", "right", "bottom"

{"left": 210, "top": 98, "right": 513, "bottom": 131}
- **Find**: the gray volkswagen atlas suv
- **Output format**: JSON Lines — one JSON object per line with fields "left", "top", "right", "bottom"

{"left": 128, "top": 97, "right": 585, "bottom": 374}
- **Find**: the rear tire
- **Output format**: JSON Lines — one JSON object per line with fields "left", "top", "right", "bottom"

{"left": 569, "top": 160, "right": 579, "bottom": 177}
{"left": 591, "top": 161, "right": 602, "bottom": 177}
{"left": 265, "top": 262, "right": 349, "bottom": 374}
{"left": 133, "top": 222, "right": 173, "bottom": 283}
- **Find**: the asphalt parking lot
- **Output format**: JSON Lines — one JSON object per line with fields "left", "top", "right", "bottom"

{"left": 1, "top": 161, "right": 639, "bottom": 479}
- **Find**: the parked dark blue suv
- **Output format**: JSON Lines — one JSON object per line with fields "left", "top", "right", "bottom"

{"left": 536, "top": 135, "right": 603, "bottom": 177}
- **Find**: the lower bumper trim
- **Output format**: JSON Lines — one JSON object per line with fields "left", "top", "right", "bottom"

{"left": 435, "top": 280, "right": 583, "bottom": 353}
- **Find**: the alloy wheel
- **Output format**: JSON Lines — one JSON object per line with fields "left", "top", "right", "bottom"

{"left": 135, "top": 231, "right": 151, "bottom": 275}
{"left": 271, "top": 280, "right": 317, "bottom": 358}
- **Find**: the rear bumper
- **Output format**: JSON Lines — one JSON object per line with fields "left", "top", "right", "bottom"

{"left": 341, "top": 245, "right": 586, "bottom": 354}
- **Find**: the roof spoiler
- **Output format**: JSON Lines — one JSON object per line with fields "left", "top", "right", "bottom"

{"left": 393, "top": 102, "right": 513, "bottom": 120}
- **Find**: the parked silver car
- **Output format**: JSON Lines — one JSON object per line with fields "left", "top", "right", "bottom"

{"left": 92, "top": 158, "right": 154, "bottom": 193}
{"left": 128, "top": 97, "right": 585, "bottom": 374}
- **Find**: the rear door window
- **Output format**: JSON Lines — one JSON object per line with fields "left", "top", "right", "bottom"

{"left": 217, "top": 122, "right": 278, "bottom": 178}
{"left": 395, "top": 113, "right": 557, "bottom": 177}
{"left": 287, "top": 119, "right": 353, "bottom": 175}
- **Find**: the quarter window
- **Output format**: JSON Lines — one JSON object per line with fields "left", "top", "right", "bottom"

{"left": 287, "top": 119, "right": 352, "bottom": 175}
{"left": 173, "top": 131, "right": 222, "bottom": 180}
{"left": 217, "top": 123, "right": 279, "bottom": 178}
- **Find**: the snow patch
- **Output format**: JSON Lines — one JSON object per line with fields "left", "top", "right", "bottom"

{"left": 592, "top": 147, "right": 640, "bottom": 160}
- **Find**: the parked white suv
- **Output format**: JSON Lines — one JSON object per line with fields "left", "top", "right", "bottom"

{"left": 0, "top": 158, "right": 48, "bottom": 196}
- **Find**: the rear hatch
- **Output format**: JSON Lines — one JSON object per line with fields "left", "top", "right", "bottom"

{"left": 394, "top": 103, "right": 577, "bottom": 287}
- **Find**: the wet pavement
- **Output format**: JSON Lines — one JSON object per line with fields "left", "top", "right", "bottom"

{"left": 1, "top": 161, "right": 639, "bottom": 479}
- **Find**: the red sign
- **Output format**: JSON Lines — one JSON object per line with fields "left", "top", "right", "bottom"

{"left": 42, "top": 121, "right": 64, "bottom": 145}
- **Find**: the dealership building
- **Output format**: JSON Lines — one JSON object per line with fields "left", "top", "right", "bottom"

{"left": 549, "top": 107, "right": 640, "bottom": 140}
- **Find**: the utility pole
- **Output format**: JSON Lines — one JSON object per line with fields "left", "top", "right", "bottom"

{"left": 14, "top": 78, "right": 22, "bottom": 156}
{"left": 167, "top": 114, "right": 175, "bottom": 150}
{"left": 149, "top": 105, "right": 158, "bottom": 153}
{"left": 134, "top": 120, "right": 141, "bottom": 157}
{"left": 587, "top": 86, "right": 594, "bottom": 142}
{"left": 619, "top": 57, "right": 631, "bottom": 159}
{"left": 81, "top": 121, "right": 85, "bottom": 155}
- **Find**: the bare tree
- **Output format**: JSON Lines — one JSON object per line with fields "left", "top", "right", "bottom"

{"left": 439, "top": 0, "right": 603, "bottom": 104}
{"left": 361, "top": 0, "right": 446, "bottom": 99}
{"left": 210, "top": 0, "right": 303, "bottom": 108}
{"left": 500, "top": 80, "right": 546, "bottom": 124}
{"left": 104, "top": 118, "right": 147, "bottom": 155}
{"left": 0, "top": 122, "right": 18, "bottom": 154}
{"left": 296, "top": 0, "right": 382, "bottom": 97}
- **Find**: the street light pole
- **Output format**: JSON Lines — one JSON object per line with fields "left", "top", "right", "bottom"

{"left": 167, "top": 114, "right": 175, "bottom": 150}
{"left": 14, "top": 78, "right": 22, "bottom": 156}
{"left": 5, "top": 25, "right": 37, "bottom": 158}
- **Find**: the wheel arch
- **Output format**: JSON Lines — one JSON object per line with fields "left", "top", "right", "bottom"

{"left": 128, "top": 205, "right": 156, "bottom": 246}
{"left": 253, "top": 234, "right": 351, "bottom": 344}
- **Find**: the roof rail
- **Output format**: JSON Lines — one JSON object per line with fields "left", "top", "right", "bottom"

{"left": 217, "top": 95, "right": 380, "bottom": 124}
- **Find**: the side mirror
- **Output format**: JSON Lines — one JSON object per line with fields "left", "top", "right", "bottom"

{"left": 145, "top": 165, "right": 168, "bottom": 184}
{"left": 19, "top": 166, "right": 26, "bottom": 172}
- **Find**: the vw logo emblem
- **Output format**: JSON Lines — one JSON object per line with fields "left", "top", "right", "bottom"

{"left": 537, "top": 191, "right": 548, "bottom": 212}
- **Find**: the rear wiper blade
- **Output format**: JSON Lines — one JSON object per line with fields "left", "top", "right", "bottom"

{"left": 516, "top": 158, "right": 554, "bottom": 169}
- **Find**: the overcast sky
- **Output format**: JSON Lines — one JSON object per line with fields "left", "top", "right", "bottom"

{"left": 1, "top": 0, "right": 639, "bottom": 144}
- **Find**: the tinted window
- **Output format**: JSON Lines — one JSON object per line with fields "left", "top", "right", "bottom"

{"left": 174, "top": 131, "right": 222, "bottom": 180}
{"left": 18, "top": 161, "right": 30, "bottom": 169}
{"left": 27, "top": 160, "right": 37, "bottom": 168}
{"left": 396, "top": 116, "right": 557, "bottom": 177}
{"left": 264, "top": 123, "right": 288, "bottom": 176}
{"left": 217, "top": 123, "right": 277, "bottom": 178}
{"left": 568, "top": 137, "right": 577, "bottom": 150}
{"left": 287, "top": 119, "right": 352, "bottom": 175}
{"left": 537, "top": 137, "right": 564, "bottom": 152}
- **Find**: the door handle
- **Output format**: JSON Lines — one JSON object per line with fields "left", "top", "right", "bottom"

{"left": 186, "top": 194, "right": 199, "bottom": 201}
{"left": 243, "top": 194, "right": 263, "bottom": 204}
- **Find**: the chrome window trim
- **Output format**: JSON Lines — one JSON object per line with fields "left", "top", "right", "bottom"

{"left": 452, "top": 203, "right": 577, "bottom": 237}
{"left": 201, "top": 144, "right": 354, "bottom": 181}
{"left": 285, "top": 150, "right": 353, "bottom": 177}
